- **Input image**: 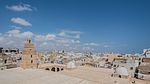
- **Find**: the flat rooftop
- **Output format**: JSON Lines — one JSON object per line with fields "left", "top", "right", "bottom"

{"left": 0, "top": 67, "right": 149, "bottom": 84}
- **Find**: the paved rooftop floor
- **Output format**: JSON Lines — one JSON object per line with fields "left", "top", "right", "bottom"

{"left": 0, "top": 67, "right": 149, "bottom": 84}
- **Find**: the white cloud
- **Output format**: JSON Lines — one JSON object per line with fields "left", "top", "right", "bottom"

{"left": 104, "top": 45, "right": 110, "bottom": 48}
{"left": 10, "top": 25, "right": 22, "bottom": 30}
{"left": 84, "top": 42, "right": 99, "bottom": 46}
{"left": 63, "top": 30, "right": 82, "bottom": 34}
{"left": 58, "top": 32, "right": 65, "bottom": 36}
{"left": 56, "top": 38, "right": 70, "bottom": 44}
{"left": 11, "top": 17, "right": 32, "bottom": 26}
{"left": 0, "top": 29, "right": 24, "bottom": 48}
{"left": 35, "top": 34, "right": 56, "bottom": 42}
{"left": 22, "top": 31, "right": 34, "bottom": 38}
{"left": 34, "top": 35, "right": 46, "bottom": 42}
{"left": 0, "top": 29, "right": 101, "bottom": 52}
{"left": 71, "top": 40, "right": 80, "bottom": 43}
{"left": 40, "top": 42, "right": 48, "bottom": 47}
{"left": 6, "top": 3, "right": 33, "bottom": 12}
{"left": 7, "top": 29, "right": 20, "bottom": 37}
{"left": 46, "top": 34, "right": 56, "bottom": 40}
{"left": 6, "top": 29, "right": 33, "bottom": 38}
{"left": 83, "top": 47, "right": 94, "bottom": 51}
{"left": 58, "top": 30, "right": 82, "bottom": 39}
{"left": 0, "top": 37, "right": 4, "bottom": 42}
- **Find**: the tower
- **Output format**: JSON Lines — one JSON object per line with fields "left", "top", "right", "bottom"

{"left": 21, "top": 38, "right": 37, "bottom": 69}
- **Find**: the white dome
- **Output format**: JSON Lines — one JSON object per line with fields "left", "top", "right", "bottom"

{"left": 116, "top": 67, "right": 129, "bottom": 76}
{"left": 67, "top": 61, "right": 76, "bottom": 69}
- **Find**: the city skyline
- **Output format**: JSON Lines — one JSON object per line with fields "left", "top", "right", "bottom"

{"left": 1, "top": 0, "right": 150, "bottom": 53}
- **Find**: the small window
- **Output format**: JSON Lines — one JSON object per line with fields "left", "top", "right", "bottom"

{"left": 31, "top": 55, "right": 32, "bottom": 58}
{"left": 118, "top": 55, "right": 122, "bottom": 57}
{"left": 31, "top": 60, "right": 33, "bottom": 63}
{"left": 114, "top": 65, "right": 116, "bottom": 67}
{"left": 4, "top": 60, "right": 7, "bottom": 64}
{"left": 130, "top": 67, "right": 133, "bottom": 70}
{"left": 119, "top": 75, "right": 121, "bottom": 78}
{"left": 61, "top": 68, "right": 64, "bottom": 71}
{"left": 29, "top": 40, "right": 31, "bottom": 43}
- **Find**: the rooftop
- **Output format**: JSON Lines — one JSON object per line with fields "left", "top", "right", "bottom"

{"left": 0, "top": 67, "right": 149, "bottom": 84}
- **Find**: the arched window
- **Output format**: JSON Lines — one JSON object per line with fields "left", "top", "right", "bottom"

{"left": 61, "top": 68, "right": 63, "bottom": 71}
{"left": 57, "top": 68, "right": 59, "bottom": 72}
{"left": 29, "top": 40, "right": 31, "bottom": 43}
{"left": 45, "top": 68, "right": 50, "bottom": 70}
{"left": 51, "top": 67, "right": 55, "bottom": 72}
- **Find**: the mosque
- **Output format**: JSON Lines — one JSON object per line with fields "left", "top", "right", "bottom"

{"left": 21, "top": 38, "right": 38, "bottom": 69}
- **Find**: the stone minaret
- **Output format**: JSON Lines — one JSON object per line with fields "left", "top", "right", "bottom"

{"left": 21, "top": 37, "right": 37, "bottom": 69}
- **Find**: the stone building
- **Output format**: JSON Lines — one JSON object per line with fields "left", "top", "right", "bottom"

{"left": 0, "top": 48, "right": 19, "bottom": 70}
{"left": 137, "top": 58, "right": 150, "bottom": 80}
{"left": 21, "top": 38, "right": 38, "bottom": 69}
{"left": 2, "top": 48, "right": 19, "bottom": 55}
{"left": 49, "top": 50, "right": 58, "bottom": 63}
{"left": 143, "top": 48, "right": 150, "bottom": 58}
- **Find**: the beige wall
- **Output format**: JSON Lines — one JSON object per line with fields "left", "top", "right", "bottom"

{"left": 21, "top": 39, "right": 38, "bottom": 69}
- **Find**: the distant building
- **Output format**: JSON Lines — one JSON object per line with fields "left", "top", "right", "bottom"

{"left": 21, "top": 38, "right": 38, "bottom": 69}
{"left": 137, "top": 58, "right": 150, "bottom": 80}
{"left": 112, "top": 58, "right": 139, "bottom": 77}
{"left": 107, "top": 54, "right": 125, "bottom": 63}
{"left": 143, "top": 49, "right": 150, "bottom": 58}
{"left": 67, "top": 60, "right": 76, "bottom": 69}
{"left": 0, "top": 47, "right": 3, "bottom": 53}
{"left": 0, "top": 47, "right": 20, "bottom": 70}
{"left": 112, "top": 66, "right": 129, "bottom": 79}
{"left": 2, "top": 48, "right": 19, "bottom": 55}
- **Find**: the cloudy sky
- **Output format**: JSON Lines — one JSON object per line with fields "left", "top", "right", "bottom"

{"left": 0, "top": 0, "right": 150, "bottom": 53}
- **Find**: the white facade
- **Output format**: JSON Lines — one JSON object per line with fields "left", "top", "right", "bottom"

{"left": 67, "top": 60, "right": 76, "bottom": 69}
{"left": 143, "top": 49, "right": 150, "bottom": 58}
{"left": 116, "top": 67, "right": 129, "bottom": 76}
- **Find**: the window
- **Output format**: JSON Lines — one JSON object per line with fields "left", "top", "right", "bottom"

{"left": 119, "top": 75, "right": 121, "bottom": 78}
{"left": 31, "top": 60, "right": 33, "bottom": 63}
{"left": 118, "top": 55, "right": 122, "bottom": 57}
{"left": 4, "top": 60, "right": 7, "bottom": 64}
{"left": 61, "top": 68, "right": 64, "bottom": 71}
{"left": 57, "top": 68, "right": 60, "bottom": 72}
{"left": 45, "top": 68, "right": 50, "bottom": 70}
{"left": 114, "top": 65, "right": 116, "bottom": 67}
{"left": 51, "top": 67, "right": 55, "bottom": 72}
{"left": 31, "top": 55, "right": 32, "bottom": 58}
{"left": 29, "top": 40, "right": 31, "bottom": 43}
{"left": 5, "top": 50, "right": 8, "bottom": 52}
{"left": 130, "top": 67, "right": 133, "bottom": 70}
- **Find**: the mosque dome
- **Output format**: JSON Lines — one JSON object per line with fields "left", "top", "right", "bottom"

{"left": 116, "top": 67, "right": 129, "bottom": 76}
{"left": 67, "top": 60, "right": 76, "bottom": 69}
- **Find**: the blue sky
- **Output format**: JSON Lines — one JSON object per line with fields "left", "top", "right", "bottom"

{"left": 0, "top": 0, "right": 150, "bottom": 53}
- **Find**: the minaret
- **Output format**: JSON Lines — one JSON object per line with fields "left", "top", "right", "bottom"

{"left": 21, "top": 37, "right": 37, "bottom": 69}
